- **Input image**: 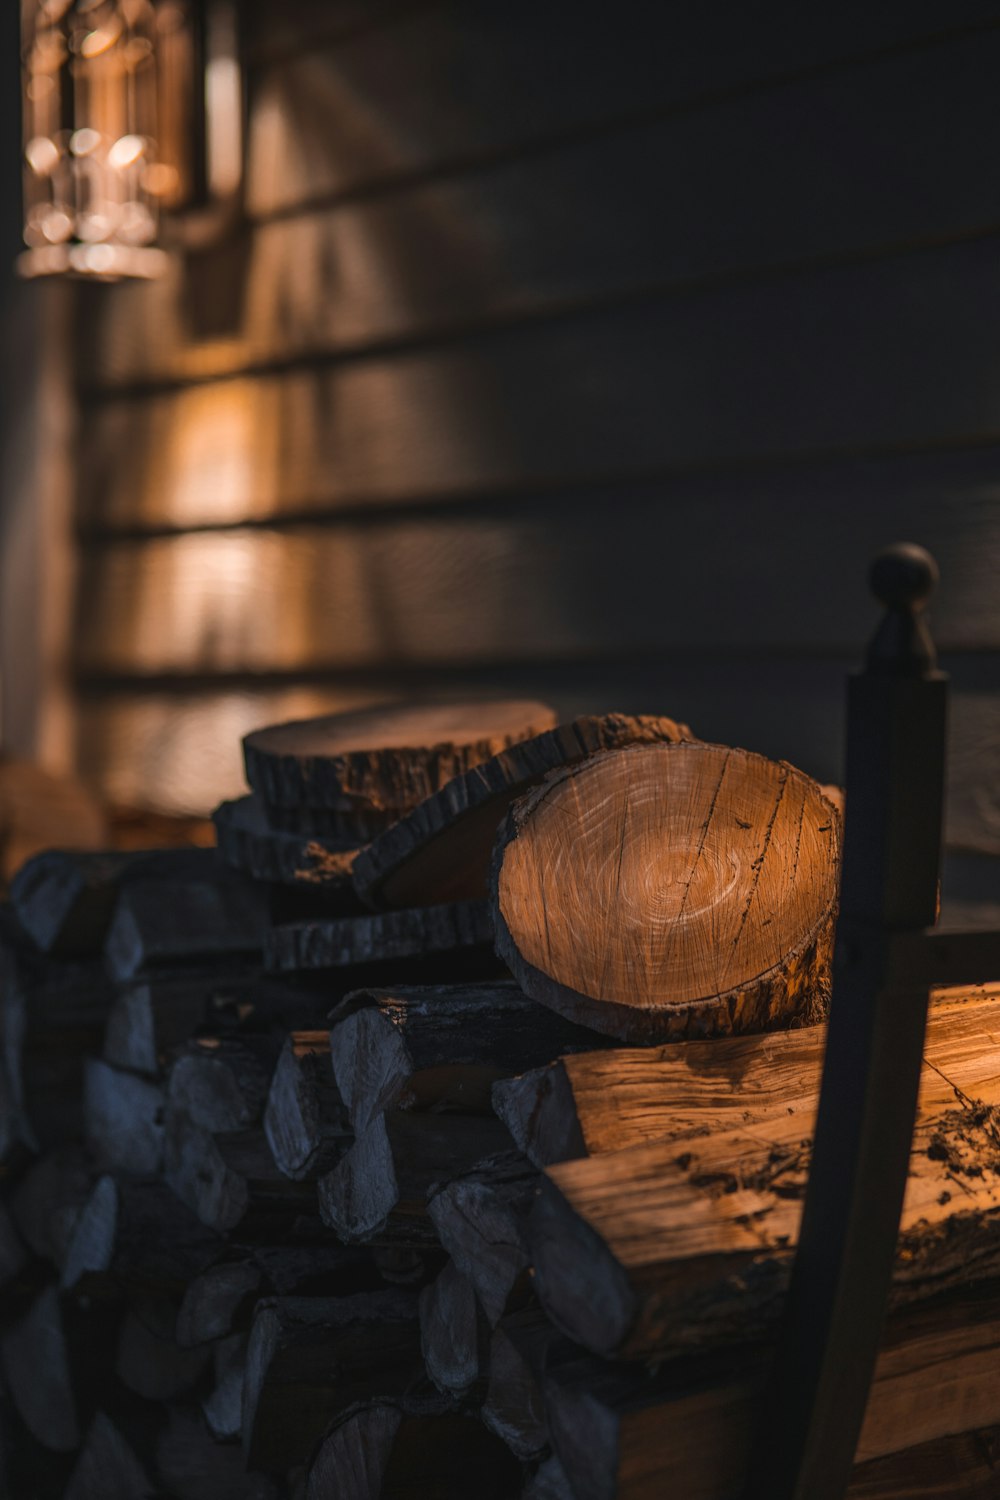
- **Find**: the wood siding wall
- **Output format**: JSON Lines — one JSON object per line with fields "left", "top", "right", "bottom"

{"left": 69, "top": 2, "right": 1000, "bottom": 855}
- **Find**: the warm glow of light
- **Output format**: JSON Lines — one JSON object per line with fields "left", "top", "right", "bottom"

{"left": 205, "top": 2, "right": 242, "bottom": 199}
{"left": 165, "top": 383, "right": 261, "bottom": 527}
{"left": 142, "top": 160, "right": 178, "bottom": 197}
{"left": 25, "top": 135, "right": 60, "bottom": 174}
{"left": 69, "top": 126, "right": 101, "bottom": 156}
{"left": 107, "top": 132, "right": 145, "bottom": 169}
{"left": 80, "top": 21, "right": 122, "bottom": 59}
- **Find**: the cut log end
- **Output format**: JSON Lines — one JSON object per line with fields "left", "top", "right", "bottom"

{"left": 492, "top": 741, "right": 840, "bottom": 1042}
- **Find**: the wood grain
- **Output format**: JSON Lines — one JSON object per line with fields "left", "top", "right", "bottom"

{"left": 494, "top": 742, "right": 840, "bottom": 1041}
{"left": 245, "top": 3, "right": 1000, "bottom": 217}
{"left": 85, "top": 28, "right": 1000, "bottom": 391}
{"left": 530, "top": 987, "right": 1000, "bottom": 1360}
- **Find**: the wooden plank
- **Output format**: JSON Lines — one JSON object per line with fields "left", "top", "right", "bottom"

{"left": 76, "top": 237, "right": 1000, "bottom": 533}
{"left": 69, "top": 656, "right": 1000, "bottom": 859}
{"left": 245, "top": 2, "right": 1000, "bottom": 217}
{"left": 72, "top": 486, "right": 1000, "bottom": 678}
{"left": 83, "top": 27, "right": 1000, "bottom": 390}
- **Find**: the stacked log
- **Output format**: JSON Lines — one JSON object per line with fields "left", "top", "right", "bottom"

{"left": 2, "top": 700, "right": 997, "bottom": 1498}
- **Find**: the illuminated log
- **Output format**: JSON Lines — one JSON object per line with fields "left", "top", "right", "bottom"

{"left": 352, "top": 713, "right": 691, "bottom": 908}
{"left": 492, "top": 740, "right": 840, "bottom": 1042}
{"left": 243, "top": 699, "right": 557, "bottom": 828}
{"left": 530, "top": 991, "right": 1000, "bottom": 1362}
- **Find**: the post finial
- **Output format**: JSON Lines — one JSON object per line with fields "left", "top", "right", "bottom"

{"left": 866, "top": 542, "right": 939, "bottom": 676}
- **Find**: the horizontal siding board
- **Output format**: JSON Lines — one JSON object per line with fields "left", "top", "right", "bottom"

{"left": 78, "top": 236, "right": 1000, "bottom": 530}
{"left": 245, "top": 2, "right": 1000, "bottom": 217}
{"left": 72, "top": 462, "right": 1000, "bottom": 676}
{"left": 84, "top": 29, "right": 1000, "bottom": 390}
{"left": 73, "top": 659, "right": 1000, "bottom": 857}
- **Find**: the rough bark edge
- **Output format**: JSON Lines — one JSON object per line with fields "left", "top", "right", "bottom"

{"left": 263, "top": 900, "right": 494, "bottom": 973}
{"left": 352, "top": 713, "right": 693, "bottom": 907}
{"left": 489, "top": 741, "right": 841, "bottom": 1044}
{"left": 243, "top": 703, "right": 559, "bottom": 812}
{"left": 212, "top": 796, "right": 359, "bottom": 888}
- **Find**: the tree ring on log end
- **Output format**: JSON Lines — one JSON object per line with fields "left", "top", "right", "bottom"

{"left": 491, "top": 741, "right": 840, "bottom": 1043}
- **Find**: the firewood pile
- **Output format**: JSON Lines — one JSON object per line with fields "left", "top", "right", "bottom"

{"left": 2, "top": 700, "right": 1000, "bottom": 1498}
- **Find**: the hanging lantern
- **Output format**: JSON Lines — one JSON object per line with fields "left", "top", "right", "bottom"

{"left": 19, "top": 0, "right": 205, "bottom": 280}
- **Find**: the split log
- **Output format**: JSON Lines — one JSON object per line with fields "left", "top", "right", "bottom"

{"left": 213, "top": 794, "right": 361, "bottom": 898}
{"left": 10, "top": 1145, "right": 94, "bottom": 1269}
{"left": 64, "top": 1412, "right": 156, "bottom": 1500}
{"left": 264, "top": 900, "right": 494, "bottom": 974}
{"left": 105, "top": 876, "right": 267, "bottom": 981}
{"left": 116, "top": 1304, "right": 211, "bottom": 1401}
{"left": 543, "top": 1283, "right": 1000, "bottom": 1500}
{"left": 83, "top": 1059, "right": 164, "bottom": 1175}
{"left": 168, "top": 1036, "right": 276, "bottom": 1133}
{"left": 426, "top": 1152, "right": 537, "bottom": 1325}
{"left": 177, "top": 1260, "right": 264, "bottom": 1348}
{"left": 530, "top": 990, "right": 1000, "bottom": 1361}
{"left": 482, "top": 1312, "right": 550, "bottom": 1461}
{"left": 418, "top": 1260, "right": 490, "bottom": 1396}
{"left": 165, "top": 1109, "right": 314, "bottom": 1236}
{"left": 243, "top": 699, "right": 557, "bottom": 820}
{"left": 353, "top": 712, "right": 691, "bottom": 908}
{"left": 8, "top": 847, "right": 221, "bottom": 959}
{"left": 0, "top": 1286, "right": 79, "bottom": 1451}
{"left": 317, "top": 1111, "right": 511, "bottom": 1244}
{"left": 154, "top": 1405, "right": 282, "bottom": 1500}
{"left": 202, "top": 1332, "right": 248, "bottom": 1442}
{"left": 263, "top": 1032, "right": 352, "bottom": 1180}
{"left": 848, "top": 1425, "right": 1000, "bottom": 1499}
{"left": 306, "top": 1402, "right": 523, "bottom": 1500}
{"left": 493, "top": 1025, "right": 832, "bottom": 1168}
{"left": 492, "top": 740, "right": 840, "bottom": 1042}
{"left": 61, "top": 1174, "right": 223, "bottom": 1295}
{"left": 241, "top": 1290, "right": 422, "bottom": 1470}
{"left": 103, "top": 978, "right": 212, "bottom": 1076}
{"left": 329, "top": 982, "right": 607, "bottom": 1134}
{"left": 523, "top": 1456, "right": 576, "bottom": 1500}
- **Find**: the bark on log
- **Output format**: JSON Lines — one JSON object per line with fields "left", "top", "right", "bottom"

{"left": 418, "top": 1259, "right": 489, "bottom": 1396}
{"left": 306, "top": 1402, "right": 522, "bottom": 1500}
{"left": 105, "top": 877, "right": 267, "bottom": 982}
{"left": 492, "top": 741, "right": 840, "bottom": 1042}
{"left": 317, "top": 1111, "right": 511, "bottom": 1244}
{"left": 264, "top": 900, "right": 495, "bottom": 974}
{"left": 530, "top": 991, "right": 1000, "bottom": 1361}
{"left": 63, "top": 1412, "right": 156, "bottom": 1500}
{"left": 61, "top": 1174, "right": 223, "bottom": 1295}
{"left": 263, "top": 1032, "right": 352, "bottom": 1180}
{"left": 213, "top": 794, "right": 361, "bottom": 898}
{"left": 426, "top": 1152, "right": 537, "bottom": 1325}
{"left": 543, "top": 1284, "right": 1000, "bottom": 1500}
{"left": 241, "top": 1290, "right": 422, "bottom": 1471}
{"left": 83, "top": 1059, "right": 164, "bottom": 1176}
{"left": 329, "top": 982, "right": 607, "bottom": 1134}
{"left": 243, "top": 699, "right": 557, "bottom": 818}
{"left": 353, "top": 713, "right": 691, "bottom": 908}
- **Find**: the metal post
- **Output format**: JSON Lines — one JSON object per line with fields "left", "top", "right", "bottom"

{"left": 743, "top": 543, "right": 947, "bottom": 1500}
